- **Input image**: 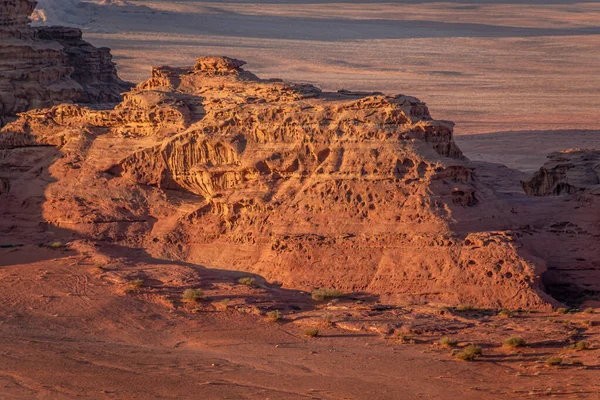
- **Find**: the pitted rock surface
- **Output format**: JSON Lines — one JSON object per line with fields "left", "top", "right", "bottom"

{"left": 0, "top": 0, "right": 130, "bottom": 126}
{"left": 2, "top": 57, "right": 599, "bottom": 308}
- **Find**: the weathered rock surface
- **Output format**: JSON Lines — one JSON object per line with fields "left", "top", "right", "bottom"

{"left": 36, "top": 26, "right": 131, "bottom": 103}
{"left": 522, "top": 149, "right": 600, "bottom": 196}
{"left": 1, "top": 56, "right": 598, "bottom": 309}
{"left": 0, "top": 0, "right": 130, "bottom": 126}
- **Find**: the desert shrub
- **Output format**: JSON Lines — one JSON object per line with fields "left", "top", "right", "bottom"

{"left": 556, "top": 307, "right": 569, "bottom": 314}
{"left": 266, "top": 310, "right": 282, "bottom": 322}
{"left": 396, "top": 333, "right": 415, "bottom": 344}
{"left": 303, "top": 328, "right": 319, "bottom": 338}
{"left": 455, "top": 305, "right": 475, "bottom": 312}
{"left": 504, "top": 336, "right": 526, "bottom": 348}
{"left": 455, "top": 345, "right": 482, "bottom": 361}
{"left": 322, "top": 313, "right": 333, "bottom": 326}
{"left": 498, "top": 309, "right": 513, "bottom": 318}
{"left": 182, "top": 288, "right": 203, "bottom": 302}
{"left": 311, "top": 288, "right": 344, "bottom": 302}
{"left": 584, "top": 307, "right": 594, "bottom": 314}
{"left": 582, "top": 320, "right": 594, "bottom": 328}
{"left": 439, "top": 336, "right": 458, "bottom": 348}
{"left": 218, "top": 298, "right": 231, "bottom": 310}
{"left": 124, "top": 279, "right": 144, "bottom": 292}
{"left": 573, "top": 341, "right": 590, "bottom": 351}
{"left": 545, "top": 357, "right": 562, "bottom": 366}
{"left": 238, "top": 277, "right": 256, "bottom": 287}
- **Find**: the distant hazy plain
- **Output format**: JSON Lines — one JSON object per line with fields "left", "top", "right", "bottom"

{"left": 77, "top": 0, "right": 599, "bottom": 151}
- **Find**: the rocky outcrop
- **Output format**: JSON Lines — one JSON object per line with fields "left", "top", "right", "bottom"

{"left": 522, "top": 149, "right": 600, "bottom": 196}
{"left": 0, "top": 0, "right": 129, "bottom": 126}
{"left": 518, "top": 149, "right": 600, "bottom": 303}
{"left": 36, "top": 26, "right": 132, "bottom": 103}
{"left": 1, "top": 56, "right": 565, "bottom": 310}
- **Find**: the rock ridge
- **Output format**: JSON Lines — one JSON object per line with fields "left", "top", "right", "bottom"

{"left": 0, "top": 0, "right": 130, "bottom": 126}
{"left": 2, "top": 56, "right": 599, "bottom": 309}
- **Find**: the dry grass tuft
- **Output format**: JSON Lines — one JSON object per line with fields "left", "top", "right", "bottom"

{"left": 182, "top": 289, "right": 203, "bottom": 303}
{"left": 503, "top": 336, "right": 526, "bottom": 348}
{"left": 454, "top": 345, "right": 482, "bottom": 361}
{"left": 266, "top": 310, "right": 282, "bottom": 322}
{"left": 125, "top": 279, "right": 144, "bottom": 292}
{"left": 439, "top": 336, "right": 458, "bottom": 348}
{"left": 572, "top": 341, "right": 590, "bottom": 351}
{"left": 303, "top": 328, "right": 319, "bottom": 338}
{"left": 311, "top": 288, "right": 344, "bottom": 302}
{"left": 545, "top": 357, "right": 562, "bottom": 367}
{"left": 238, "top": 277, "right": 256, "bottom": 287}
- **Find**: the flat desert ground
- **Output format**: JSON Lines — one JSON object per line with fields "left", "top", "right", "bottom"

{"left": 1, "top": 1, "right": 597, "bottom": 399}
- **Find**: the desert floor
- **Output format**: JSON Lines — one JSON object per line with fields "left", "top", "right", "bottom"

{"left": 1, "top": 243, "right": 599, "bottom": 399}
{"left": 53, "top": 0, "right": 600, "bottom": 136}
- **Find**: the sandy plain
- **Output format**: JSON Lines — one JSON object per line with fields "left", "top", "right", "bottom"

{"left": 56, "top": 0, "right": 600, "bottom": 136}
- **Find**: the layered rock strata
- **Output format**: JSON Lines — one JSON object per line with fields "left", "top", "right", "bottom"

{"left": 1, "top": 56, "right": 567, "bottom": 310}
{"left": 0, "top": 0, "right": 129, "bottom": 126}
{"left": 522, "top": 149, "right": 600, "bottom": 196}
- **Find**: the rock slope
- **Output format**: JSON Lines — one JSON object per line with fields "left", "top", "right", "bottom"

{"left": 0, "top": 0, "right": 130, "bottom": 126}
{"left": 2, "top": 56, "right": 572, "bottom": 310}
{"left": 522, "top": 149, "right": 600, "bottom": 196}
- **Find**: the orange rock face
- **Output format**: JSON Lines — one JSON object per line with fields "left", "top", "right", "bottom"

{"left": 0, "top": 0, "right": 130, "bottom": 126}
{"left": 1, "top": 56, "right": 598, "bottom": 309}
{"left": 522, "top": 149, "right": 600, "bottom": 196}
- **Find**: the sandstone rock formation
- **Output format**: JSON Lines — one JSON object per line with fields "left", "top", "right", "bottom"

{"left": 0, "top": 56, "right": 562, "bottom": 310}
{"left": 522, "top": 149, "right": 600, "bottom": 196}
{"left": 0, "top": 0, "right": 130, "bottom": 125}
{"left": 2, "top": 56, "right": 599, "bottom": 309}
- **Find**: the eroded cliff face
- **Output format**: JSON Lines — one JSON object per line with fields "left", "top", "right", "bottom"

{"left": 0, "top": 56, "right": 564, "bottom": 310}
{"left": 0, "top": 0, "right": 129, "bottom": 126}
{"left": 522, "top": 149, "right": 600, "bottom": 196}
{"left": 36, "top": 26, "right": 131, "bottom": 103}
{"left": 518, "top": 149, "right": 600, "bottom": 303}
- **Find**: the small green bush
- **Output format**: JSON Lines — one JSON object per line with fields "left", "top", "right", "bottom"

{"left": 182, "top": 288, "right": 203, "bottom": 303}
{"left": 439, "top": 336, "right": 458, "bottom": 348}
{"left": 504, "top": 336, "right": 526, "bottom": 348}
{"left": 556, "top": 307, "right": 569, "bottom": 314}
{"left": 311, "top": 288, "right": 344, "bottom": 302}
{"left": 396, "top": 333, "right": 415, "bottom": 344}
{"left": 124, "top": 279, "right": 144, "bottom": 293}
{"left": 545, "top": 357, "right": 562, "bottom": 366}
{"left": 498, "top": 309, "right": 513, "bottom": 318}
{"left": 455, "top": 345, "right": 482, "bottom": 361}
{"left": 455, "top": 305, "right": 475, "bottom": 312}
{"left": 584, "top": 307, "right": 594, "bottom": 314}
{"left": 266, "top": 310, "right": 282, "bottom": 322}
{"left": 238, "top": 277, "right": 256, "bottom": 287}
{"left": 304, "top": 328, "right": 319, "bottom": 338}
{"left": 573, "top": 341, "right": 590, "bottom": 351}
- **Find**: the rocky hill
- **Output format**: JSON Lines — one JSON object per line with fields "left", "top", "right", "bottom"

{"left": 8, "top": 55, "right": 596, "bottom": 310}
{"left": 0, "top": 0, "right": 130, "bottom": 126}
{"left": 522, "top": 149, "right": 600, "bottom": 196}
